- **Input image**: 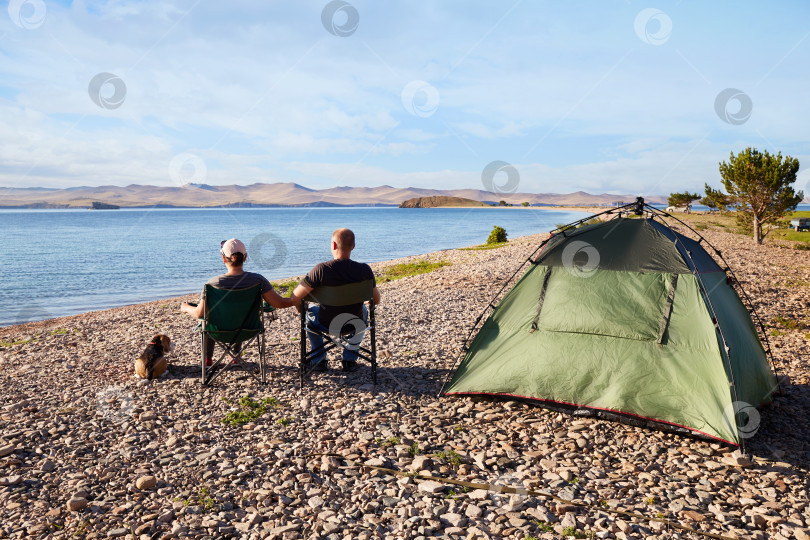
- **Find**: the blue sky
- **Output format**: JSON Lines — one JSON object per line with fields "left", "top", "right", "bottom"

{"left": 1, "top": 0, "right": 808, "bottom": 197}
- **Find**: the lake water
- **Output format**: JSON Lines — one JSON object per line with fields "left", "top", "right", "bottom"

{"left": 0, "top": 207, "right": 591, "bottom": 326}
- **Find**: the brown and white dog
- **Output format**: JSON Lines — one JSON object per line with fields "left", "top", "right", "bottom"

{"left": 135, "top": 335, "right": 174, "bottom": 380}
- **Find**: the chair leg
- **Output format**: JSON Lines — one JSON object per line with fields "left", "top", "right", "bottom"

{"left": 201, "top": 332, "right": 207, "bottom": 385}
{"left": 370, "top": 301, "right": 377, "bottom": 385}
{"left": 300, "top": 301, "right": 307, "bottom": 388}
{"left": 259, "top": 331, "right": 266, "bottom": 384}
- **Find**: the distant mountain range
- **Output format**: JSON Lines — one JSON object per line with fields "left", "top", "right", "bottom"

{"left": 0, "top": 182, "right": 667, "bottom": 208}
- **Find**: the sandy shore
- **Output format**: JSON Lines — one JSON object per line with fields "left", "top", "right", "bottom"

{"left": 0, "top": 225, "right": 808, "bottom": 539}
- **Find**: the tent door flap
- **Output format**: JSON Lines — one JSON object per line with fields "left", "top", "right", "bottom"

{"left": 657, "top": 274, "right": 678, "bottom": 345}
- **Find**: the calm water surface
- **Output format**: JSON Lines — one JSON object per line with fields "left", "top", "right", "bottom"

{"left": 0, "top": 207, "right": 590, "bottom": 326}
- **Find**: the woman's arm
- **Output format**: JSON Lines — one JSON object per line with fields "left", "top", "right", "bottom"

{"left": 262, "top": 289, "right": 296, "bottom": 309}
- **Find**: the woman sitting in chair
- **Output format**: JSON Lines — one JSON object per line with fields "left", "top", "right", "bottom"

{"left": 180, "top": 238, "right": 295, "bottom": 365}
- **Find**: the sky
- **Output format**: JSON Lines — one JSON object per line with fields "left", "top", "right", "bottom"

{"left": 1, "top": 0, "right": 809, "bottom": 198}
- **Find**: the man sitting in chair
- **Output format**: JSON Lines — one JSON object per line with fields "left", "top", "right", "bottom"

{"left": 291, "top": 228, "right": 381, "bottom": 373}
{"left": 180, "top": 238, "right": 295, "bottom": 365}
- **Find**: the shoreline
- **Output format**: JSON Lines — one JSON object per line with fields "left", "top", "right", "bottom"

{"left": 0, "top": 232, "right": 562, "bottom": 333}
{"left": 0, "top": 225, "right": 808, "bottom": 539}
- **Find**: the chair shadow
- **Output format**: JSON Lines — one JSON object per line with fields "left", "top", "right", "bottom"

{"left": 297, "top": 364, "right": 451, "bottom": 398}
{"left": 745, "top": 378, "right": 810, "bottom": 469}
{"left": 164, "top": 359, "right": 266, "bottom": 385}
{"left": 163, "top": 356, "right": 451, "bottom": 398}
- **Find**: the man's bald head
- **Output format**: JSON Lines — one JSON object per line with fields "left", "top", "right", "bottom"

{"left": 332, "top": 228, "right": 355, "bottom": 251}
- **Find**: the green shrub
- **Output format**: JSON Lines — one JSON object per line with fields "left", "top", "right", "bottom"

{"left": 487, "top": 226, "right": 508, "bottom": 244}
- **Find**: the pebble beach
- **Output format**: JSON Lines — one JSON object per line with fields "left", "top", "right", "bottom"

{"left": 0, "top": 224, "right": 808, "bottom": 540}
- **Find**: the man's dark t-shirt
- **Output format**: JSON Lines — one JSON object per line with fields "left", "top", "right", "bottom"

{"left": 302, "top": 259, "right": 375, "bottom": 327}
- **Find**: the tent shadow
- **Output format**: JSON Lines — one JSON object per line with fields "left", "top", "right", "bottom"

{"left": 745, "top": 379, "right": 810, "bottom": 468}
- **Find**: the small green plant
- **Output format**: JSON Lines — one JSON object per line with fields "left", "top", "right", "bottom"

{"left": 487, "top": 225, "right": 508, "bottom": 244}
{"left": 453, "top": 424, "right": 465, "bottom": 432}
{"left": 50, "top": 328, "right": 69, "bottom": 335}
{"left": 555, "top": 222, "right": 575, "bottom": 232}
{"left": 656, "top": 512, "right": 665, "bottom": 519}
{"left": 534, "top": 521, "right": 554, "bottom": 532}
{"left": 577, "top": 218, "right": 601, "bottom": 228}
{"left": 646, "top": 496, "right": 656, "bottom": 504}
{"left": 774, "top": 316, "right": 800, "bottom": 330}
{"left": 561, "top": 526, "right": 587, "bottom": 539}
{"left": 770, "top": 329, "right": 782, "bottom": 337}
{"left": 70, "top": 520, "right": 90, "bottom": 539}
{"left": 599, "top": 500, "right": 609, "bottom": 507}
{"left": 276, "top": 417, "right": 290, "bottom": 427}
{"left": 408, "top": 442, "right": 421, "bottom": 456}
{"left": 795, "top": 243, "right": 810, "bottom": 250}
{"left": 448, "top": 450, "right": 462, "bottom": 468}
{"left": 199, "top": 487, "right": 215, "bottom": 511}
{"left": 221, "top": 395, "right": 280, "bottom": 426}
{"left": 569, "top": 476, "right": 579, "bottom": 484}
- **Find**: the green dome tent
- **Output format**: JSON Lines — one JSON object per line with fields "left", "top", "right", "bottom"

{"left": 442, "top": 200, "right": 778, "bottom": 446}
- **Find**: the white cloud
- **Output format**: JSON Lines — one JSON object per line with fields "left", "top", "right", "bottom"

{"left": 1, "top": 1, "right": 808, "bottom": 195}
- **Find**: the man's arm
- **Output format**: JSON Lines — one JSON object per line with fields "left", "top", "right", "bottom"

{"left": 372, "top": 286, "right": 381, "bottom": 305}
{"left": 180, "top": 300, "right": 204, "bottom": 319}
{"left": 289, "top": 282, "right": 314, "bottom": 313}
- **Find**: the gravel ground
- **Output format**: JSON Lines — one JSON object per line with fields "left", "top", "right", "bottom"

{"left": 0, "top": 224, "right": 808, "bottom": 540}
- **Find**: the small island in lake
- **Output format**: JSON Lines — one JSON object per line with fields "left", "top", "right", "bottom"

{"left": 90, "top": 201, "right": 121, "bottom": 210}
{"left": 399, "top": 195, "right": 488, "bottom": 208}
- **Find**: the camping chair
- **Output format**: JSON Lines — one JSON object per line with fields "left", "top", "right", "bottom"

{"left": 299, "top": 279, "right": 376, "bottom": 387}
{"left": 197, "top": 284, "right": 272, "bottom": 386}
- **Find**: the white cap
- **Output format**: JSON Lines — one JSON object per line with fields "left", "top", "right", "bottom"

{"left": 220, "top": 238, "right": 247, "bottom": 258}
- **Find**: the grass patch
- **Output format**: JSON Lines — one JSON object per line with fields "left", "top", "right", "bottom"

{"left": 0, "top": 337, "right": 34, "bottom": 347}
{"left": 769, "top": 228, "right": 810, "bottom": 244}
{"left": 378, "top": 259, "right": 450, "bottom": 282}
{"left": 222, "top": 395, "right": 280, "bottom": 427}
{"left": 459, "top": 241, "right": 508, "bottom": 251}
{"left": 408, "top": 442, "right": 421, "bottom": 456}
{"left": 271, "top": 280, "right": 299, "bottom": 295}
{"left": 774, "top": 316, "right": 801, "bottom": 330}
